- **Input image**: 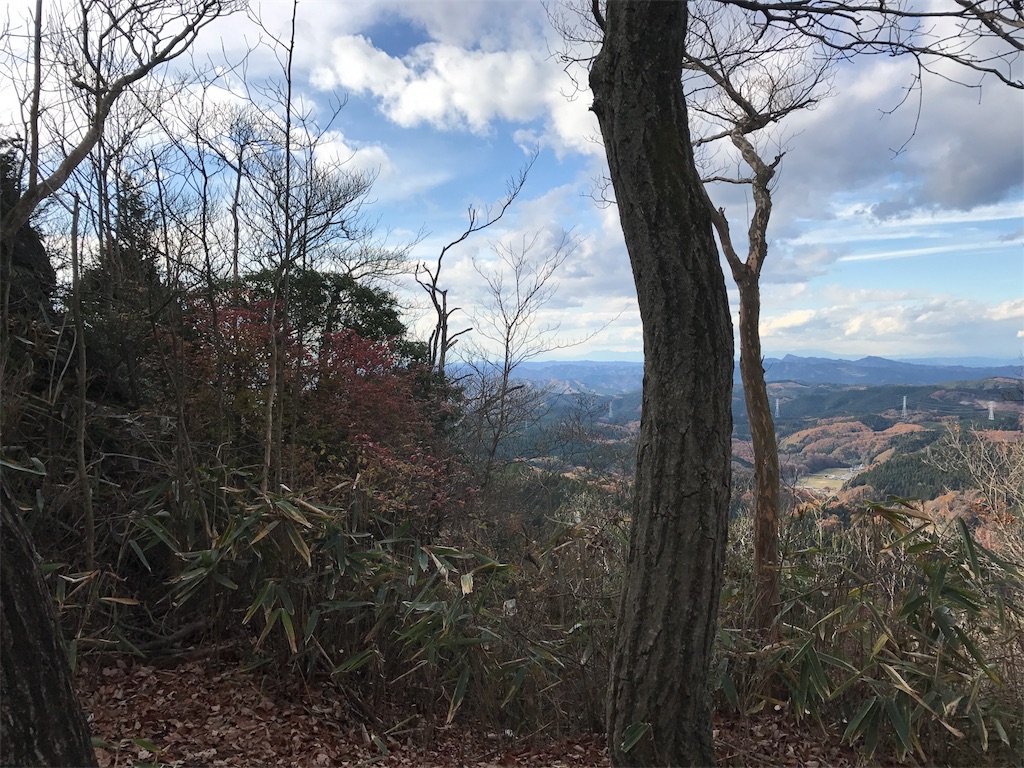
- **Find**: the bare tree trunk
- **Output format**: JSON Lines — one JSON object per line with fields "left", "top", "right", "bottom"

{"left": 703, "top": 126, "right": 783, "bottom": 639}
{"left": 736, "top": 273, "right": 780, "bottom": 636}
{"left": 70, "top": 197, "right": 95, "bottom": 571}
{"left": 1, "top": 484, "right": 97, "bottom": 768}
{"left": 26, "top": 0, "right": 42, "bottom": 194}
{"left": 261, "top": 292, "right": 281, "bottom": 495}
{"left": 260, "top": 0, "right": 298, "bottom": 495}
{"left": 591, "top": 2, "right": 733, "bottom": 765}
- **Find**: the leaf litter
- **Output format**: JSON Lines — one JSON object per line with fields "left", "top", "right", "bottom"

{"left": 77, "top": 656, "right": 879, "bottom": 766}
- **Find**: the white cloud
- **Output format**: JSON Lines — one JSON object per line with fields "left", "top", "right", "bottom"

{"left": 312, "top": 34, "right": 601, "bottom": 156}
{"left": 763, "top": 309, "right": 818, "bottom": 333}
{"left": 758, "top": 293, "right": 1024, "bottom": 358}
{"left": 316, "top": 36, "right": 546, "bottom": 132}
{"left": 837, "top": 241, "right": 1006, "bottom": 263}
{"left": 988, "top": 298, "right": 1024, "bottom": 321}
{"left": 316, "top": 130, "right": 394, "bottom": 180}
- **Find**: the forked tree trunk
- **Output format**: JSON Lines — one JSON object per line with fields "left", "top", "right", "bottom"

{"left": 1, "top": 485, "right": 97, "bottom": 767}
{"left": 736, "top": 273, "right": 781, "bottom": 637}
{"left": 706, "top": 127, "right": 783, "bottom": 641}
{"left": 591, "top": 2, "right": 734, "bottom": 765}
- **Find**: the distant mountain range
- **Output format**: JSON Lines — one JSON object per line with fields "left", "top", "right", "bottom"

{"left": 511, "top": 355, "right": 1022, "bottom": 394}
{"left": 758, "top": 355, "right": 1021, "bottom": 386}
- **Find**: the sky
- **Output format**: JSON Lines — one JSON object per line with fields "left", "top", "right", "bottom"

{"left": 4, "top": 0, "right": 1023, "bottom": 363}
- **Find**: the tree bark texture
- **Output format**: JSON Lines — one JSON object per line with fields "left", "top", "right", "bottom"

{"left": 706, "top": 127, "right": 782, "bottom": 639}
{"left": 1, "top": 485, "right": 97, "bottom": 768}
{"left": 591, "top": 2, "right": 734, "bottom": 765}
{"left": 736, "top": 275, "right": 781, "bottom": 637}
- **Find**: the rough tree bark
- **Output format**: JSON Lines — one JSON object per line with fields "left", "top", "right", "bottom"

{"left": 704, "top": 130, "right": 784, "bottom": 638}
{"left": 735, "top": 269, "right": 781, "bottom": 634}
{"left": 1, "top": 484, "right": 97, "bottom": 767}
{"left": 590, "top": 1, "right": 734, "bottom": 765}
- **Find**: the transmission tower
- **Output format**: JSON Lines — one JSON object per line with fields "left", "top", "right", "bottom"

{"left": 989, "top": 401, "right": 995, "bottom": 421}
{"left": 901, "top": 395, "right": 908, "bottom": 418}
{"left": 774, "top": 398, "right": 780, "bottom": 418}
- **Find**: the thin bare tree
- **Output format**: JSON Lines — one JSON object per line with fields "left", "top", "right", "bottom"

{"left": 462, "top": 228, "right": 580, "bottom": 487}
{"left": 686, "top": 0, "right": 835, "bottom": 638}
{"left": 416, "top": 152, "right": 537, "bottom": 379}
{"left": 1, "top": 0, "right": 242, "bottom": 237}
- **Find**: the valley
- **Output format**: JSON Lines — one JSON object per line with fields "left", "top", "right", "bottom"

{"left": 512, "top": 355, "right": 1022, "bottom": 502}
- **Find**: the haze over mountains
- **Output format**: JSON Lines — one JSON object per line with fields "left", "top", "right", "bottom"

{"left": 509, "top": 355, "right": 1022, "bottom": 394}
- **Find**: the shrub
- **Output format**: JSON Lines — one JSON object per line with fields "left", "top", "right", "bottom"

{"left": 716, "top": 500, "right": 1024, "bottom": 763}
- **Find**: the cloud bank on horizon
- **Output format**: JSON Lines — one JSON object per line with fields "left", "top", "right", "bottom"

{"left": 4, "top": 0, "right": 1022, "bottom": 360}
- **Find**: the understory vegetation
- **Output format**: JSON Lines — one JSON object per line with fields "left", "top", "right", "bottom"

{"left": 3, "top": 141, "right": 1022, "bottom": 764}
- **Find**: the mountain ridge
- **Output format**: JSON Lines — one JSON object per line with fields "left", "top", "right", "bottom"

{"left": 509, "top": 355, "right": 1021, "bottom": 393}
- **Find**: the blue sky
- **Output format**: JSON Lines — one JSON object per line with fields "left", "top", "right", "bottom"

{"left": 4, "top": 0, "right": 1023, "bottom": 362}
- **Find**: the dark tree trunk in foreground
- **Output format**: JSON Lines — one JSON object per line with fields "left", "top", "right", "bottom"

{"left": 1, "top": 485, "right": 97, "bottom": 768}
{"left": 590, "top": 1, "right": 734, "bottom": 765}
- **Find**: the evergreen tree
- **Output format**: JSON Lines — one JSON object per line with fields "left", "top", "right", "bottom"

{"left": 80, "top": 170, "right": 166, "bottom": 404}
{"left": 1, "top": 143, "right": 56, "bottom": 320}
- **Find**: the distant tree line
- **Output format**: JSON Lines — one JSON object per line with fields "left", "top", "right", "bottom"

{"left": 846, "top": 451, "right": 969, "bottom": 500}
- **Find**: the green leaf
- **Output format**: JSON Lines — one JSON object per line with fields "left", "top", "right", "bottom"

{"left": 320, "top": 599, "right": 375, "bottom": 612}
{"left": 285, "top": 522, "right": 312, "bottom": 567}
{"left": 371, "top": 735, "right": 390, "bottom": 756}
{"left": 883, "top": 696, "right": 913, "bottom": 756}
{"left": 958, "top": 518, "right": 981, "bottom": 580}
{"left": 929, "top": 561, "right": 949, "bottom": 609}
{"left": 0, "top": 456, "right": 46, "bottom": 475}
{"left": 211, "top": 572, "right": 238, "bottom": 590}
{"left": 332, "top": 648, "right": 376, "bottom": 674}
{"left": 446, "top": 664, "right": 471, "bottom": 724}
{"left": 843, "top": 696, "right": 877, "bottom": 744}
{"left": 807, "top": 645, "right": 832, "bottom": 698}
{"left": 275, "top": 498, "right": 312, "bottom": 528}
{"left": 304, "top": 608, "right": 321, "bottom": 642}
{"left": 952, "top": 625, "right": 1001, "bottom": 683}
{"left": 276, "top": 584, "right": 295, "bottom": 615}
{"left": 425, "top": 545, "right": 473, "bottom": 559}
{"left": 880, "top": 663, "right": 916, "bottom": 697}
{"left": 131, "top": 738, "right": 162, "bottom": 754}
{"left": 932, "top": 605, "right": 959, "bottom": 644}
{"left": 136, "top": 516, "right": 179, "bottom": 552}
{"left": 993, "top": 718, "right": 1009, "bottom": 746}
{"left": 863, "top": 706, "right": 881, "bottom": 755}
{"left": 128, "top": 540, "right": 152, "bottom": 573}
{"left": 256, "top": 607, "right": 282, "bottom": 648}
{"left": 250, "top": 520, "right": 279, "bottom": 545}
{"left": 502, "top": 665, "right": 528, "bottom": 708}
{"left": 870, "top": 633, "right": 888, "bottom": 658}
{"left": 816, "top": 651, "right": 857, "bottom": 675}
{"left": 244, "top": 581, "right": 275, "bottom": 624}
{"left": 720, "top": 671, "right": 740, "bottom": 711}
{"left": 620, "top": 722, "right": 651, "bottom": 754}
{"left": 280, "top": 609, "right": 297, "bottom": 653}
{"left": 898, "top": 594, "right": 928, "bottom": 620}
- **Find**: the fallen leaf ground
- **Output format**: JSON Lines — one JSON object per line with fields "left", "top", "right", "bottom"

{"left": 72, "top": 655, "right": 937, "bottom": 767}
